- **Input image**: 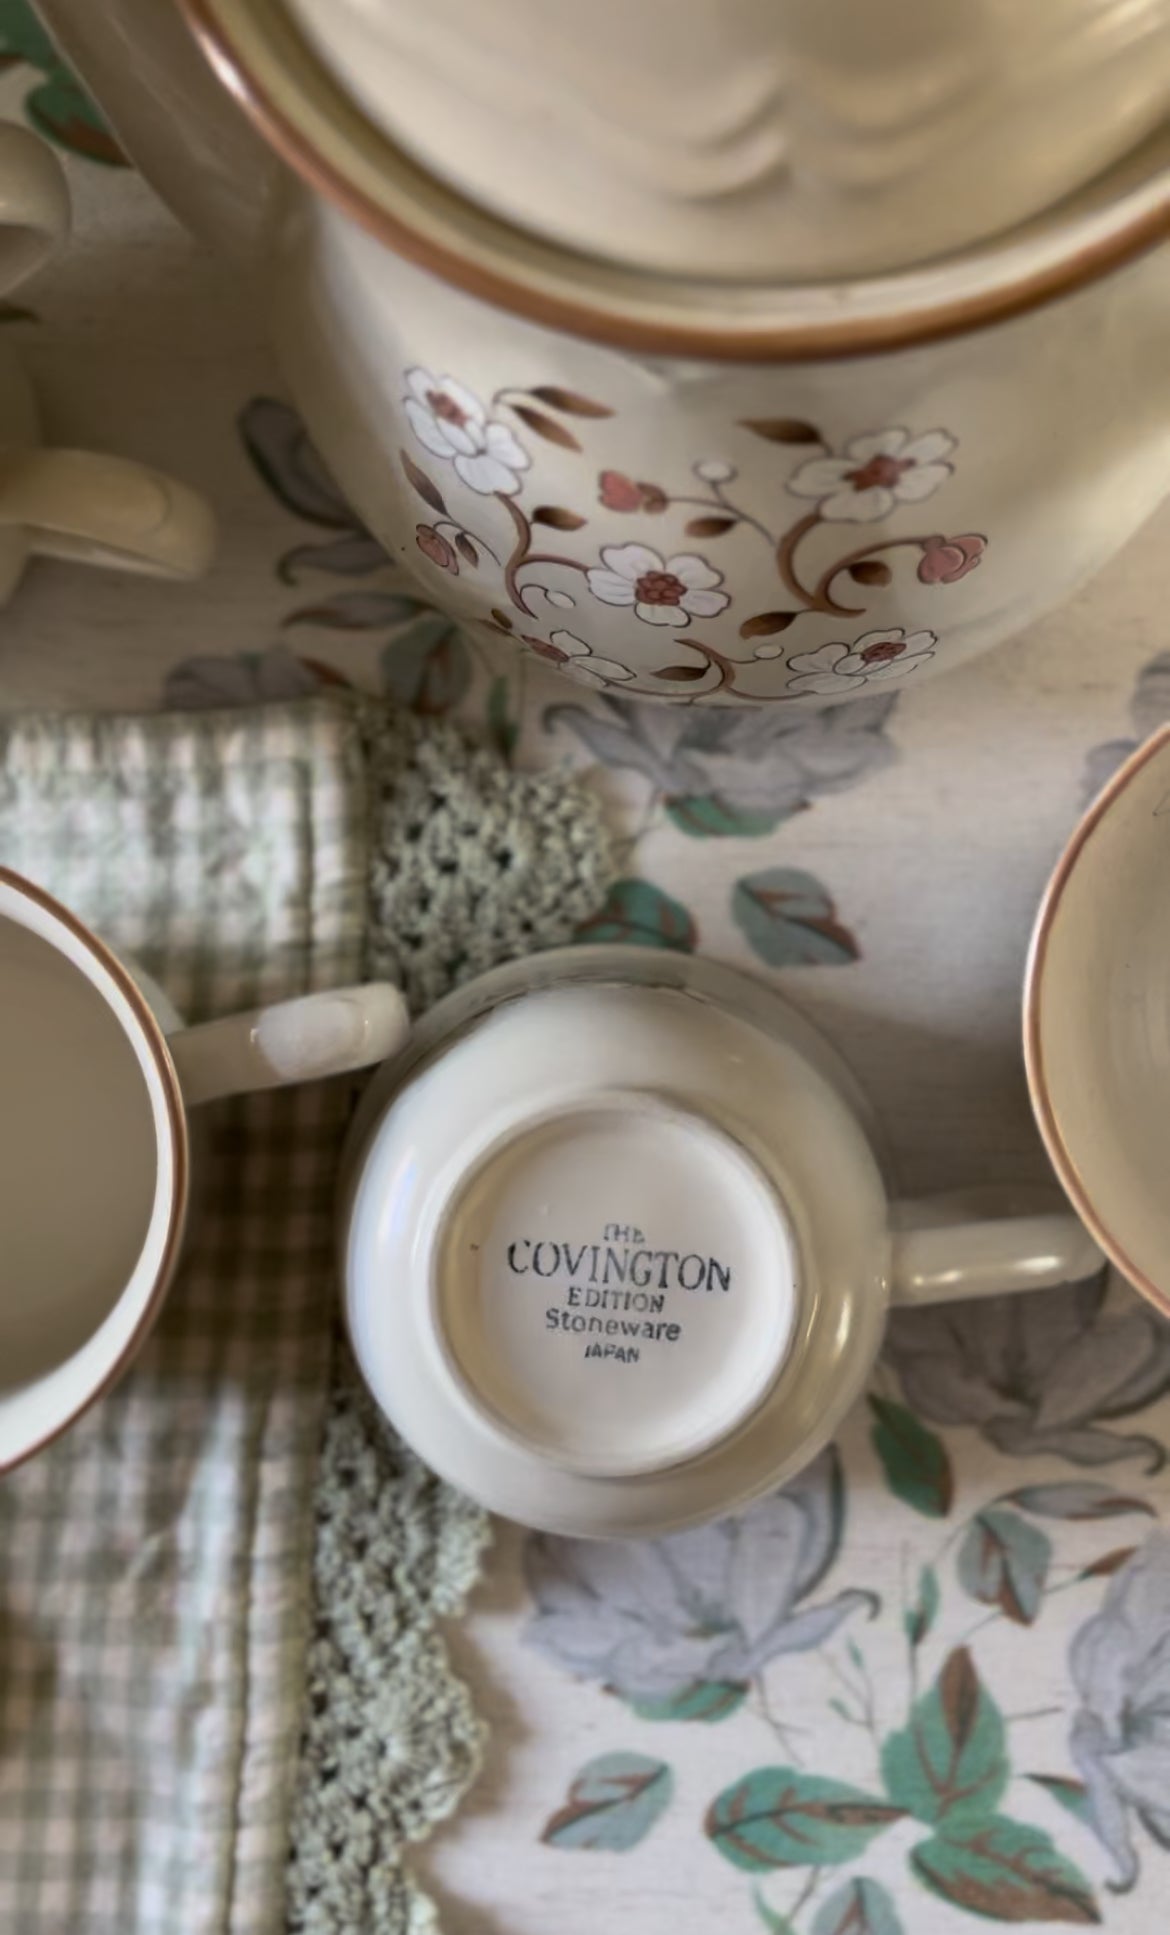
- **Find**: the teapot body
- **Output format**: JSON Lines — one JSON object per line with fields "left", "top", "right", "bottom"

{"left": 270, "top": 196, "right": 1170, "bottom": 706}
{"left": 40, "top": 0, "right": 1170, "bottom": 706}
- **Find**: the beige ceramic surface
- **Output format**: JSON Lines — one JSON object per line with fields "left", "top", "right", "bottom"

{"left": 0, "top": 867, "right": 408, "bottom": 1471}
{"left": 1026, "top": 725, "right": 1170, "bottom": 1319}
{"left": 283, "top": 0, "right": 1170, "bottom": 282}
{"left": 342, "top": 947, "right": 1102, "bottom": 1536}
{"left": 0, "top": 120, "right": 69, "bottom": 296}
{"left": 41, "top": 0, "right": 1170, "bottom": 706}
{"left": 183, "top": 0, "right": 1170, "bottom": 356}
{"left": 266, "top": 203, "right": 1170, "bottom": 704}
{"left": 0, "top": 125, "right": 217, "bottom": 597}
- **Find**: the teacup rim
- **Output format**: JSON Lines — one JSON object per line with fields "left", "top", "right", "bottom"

{"left": 0, "top": 867, "right": 190, "bottom": 1469}
{"left": 1022, "top": 724, "right": 1170, "bottom": 1319}
{"left": 182, "top": 0, "right": 1170, "bottom": 363}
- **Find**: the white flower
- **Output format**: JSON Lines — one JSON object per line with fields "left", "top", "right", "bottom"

{"left": 541, "top": 629, "right": 634, "bottom": 687}
{"left": 403, "top": 367, "right": 531, "bottom": 496}
{"left": 785, "top": 629, "right": 937, "bottom": 696}
{"left": 586, "top": 543, "right": 730, "bottom": 629}
{"left": 1070, "top": 1533, "right": 1170, "bottom": 1888}
{"left": 524, "top": 1447, "right": 873, "bottom": 1701}
{"left": 695, "top": 457, "right": 736, "bottom": 483}
{"left": 787, "top": 428, "right": 956, "bottom": 523}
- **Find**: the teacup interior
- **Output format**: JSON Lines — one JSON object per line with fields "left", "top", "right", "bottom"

{"left": 1030, "top": 733, "right": 1170, "bottom": 1314}
{"left": 0, "top": 912, "right": 157, "bottom": 1389}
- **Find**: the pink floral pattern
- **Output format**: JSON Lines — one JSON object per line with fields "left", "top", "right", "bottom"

{"left": 538, "top": 630, "right": 635, "bottom": 686}
{"left": 783, "top": 629, "right": 938, "bottom": 696}
{"left": 404, "top": 369, "right": 530, "bottom": 496}
{"left": 398, "top": 374, "right": 987, "bottom": 702}
{"left": 586, "top": 544, "right": 730, "bottom": 629}
{"left": 917, "top": 532, "right": 986, "bottom": 584}
{"left": 787, "top": 429, "right": 956, "bottom": 523}
{"left": 598, "top": 471, "right": 668, "bottom": 515}
{"left": 415, "top": 523, "right": 458, "bottom": 573}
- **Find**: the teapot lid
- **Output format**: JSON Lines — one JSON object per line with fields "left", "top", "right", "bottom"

{"left": 184, "top": 0, "right": 1170, "bottom": 361}
{"left": 279, "top": 0, "right": 1170, "bottom": 288}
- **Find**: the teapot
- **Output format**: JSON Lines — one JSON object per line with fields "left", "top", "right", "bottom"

{"left": 41, "top": 0, "right": 1170, "bottom": 707}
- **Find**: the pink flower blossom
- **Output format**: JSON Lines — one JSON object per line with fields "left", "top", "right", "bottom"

{"left": 917, "top": 533, "right": 986, "bottom": 585}
{"left": 415, "top": 524, "right": 458, "bottom": 574}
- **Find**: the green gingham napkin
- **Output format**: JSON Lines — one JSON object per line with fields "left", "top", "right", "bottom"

{"left": 0, "top": 701, "right": 367, "bottom": 1935}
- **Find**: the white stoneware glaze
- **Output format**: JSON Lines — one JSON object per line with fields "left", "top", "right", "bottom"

{"left": 0, "top": 868, "right": 408, "bottom": 1471}
{"left": 341, "top": 948, "right": 1102, "bottom": 1537}
{"left": 0, "top": 347, "right": 217, "bottom": 601}
{"left": 0, "top": 121, "right": 69, "bottom": 298}
{"left": 284, "top": 0, "right": 1170, "bottom": 282}
{"left": 0, "top": 127, "right": 215, "bottom": 600}
{"left": 40, "top": 0, "right": 1170, "bottom": 705}
{"left": 1026, "top": 726, "right": 1170, "bottom": 1320}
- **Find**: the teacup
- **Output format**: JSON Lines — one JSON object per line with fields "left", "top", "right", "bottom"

{"left": 1026, "top": 724, "right": 1170, "bottom": 1319}
{"left": 0, "top": 867, "right": 407, "bottom": 1470}
{"left": 341, "top": 946, "right": 1102, "bottom": 1537}
{"left": 0, "top": 123, "right": 215, "bottom": 602}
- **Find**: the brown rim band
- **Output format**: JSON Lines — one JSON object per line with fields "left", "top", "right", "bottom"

{"left": 0, "top": 868, "right": 190, "bottom": 1470}
{"left": 1022, "top": 726, "right": 1170, "bottom": 1321}
{"left": 182, "top": 0, "right": 1170, "bottom": 364}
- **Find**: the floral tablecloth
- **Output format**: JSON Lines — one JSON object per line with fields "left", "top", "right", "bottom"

{"left": 6, "top": 17, "right": 1170, "bottom": 1934}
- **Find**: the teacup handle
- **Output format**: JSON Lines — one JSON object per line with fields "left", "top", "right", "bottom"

{"left": 167, "top": 985, "right": 409, "bottom": 1106}
{"left": 0, "top": 449, "right": 217, "bottom": 580}
{"left": 0, "top": 124, "right": 69, "bottom": 298}
{"left": 890, "top": 1196, "right": 1104, "bottom": 1306}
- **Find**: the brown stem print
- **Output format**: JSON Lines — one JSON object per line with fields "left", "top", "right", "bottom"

{"left": 432, "top": 516, "right": 503, "bottom": 568}
{"left": 774, "top": 511, "right": 859, "bottom": 616}
{"left": 668, "top": 489, "right": 778, "bottom": 552}
{"left": 614, "top": 640, "right": 810, "bottom": 705}
{"left": 498, "top": 494, "right": 588, "bottom": 617}
{"left": 812, "top": 536, "right": 932, "bottom": 612}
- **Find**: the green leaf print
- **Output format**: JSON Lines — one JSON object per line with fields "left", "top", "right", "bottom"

{"left": 732, "top": 867, "right": 859, "bottom": 968}
{"left": 910, "top": 1816, "right": 1100, "bottom": 1924}
{"left": 0, "top": 0, "right": 54, "bottom": 67}
{"left": 626, "top": 1680, "right": 747, "bottom": 1723}
{"left": 286, "top": 591, "right": 425, "bottom": 630}
{"left": 541, "top": 1752, "right": 673, "bottom": 1851}
{"left": 881, "top": 1647, "right": 1008, "bottom": 1829}
{"left": 24, "top": 74, "right": 123, "bottom": 165}
{"left": 379, "top": 616, "right": 471, "bottom": 716}
{"left": 0, "top": 1, "right": 125, "bottom": 164}
{"left": 904, "top": 1564, "right": 941, "bottom": 1648}
{"left": 574, "top": 878, "right": 697, "bottom": 951}
{"left": 664, "top": 794, "right": 794, "bottom": 839}
{"left": 868, "top": 1397, "right": 953, "bottom": 1518}
{"left": 957, "top": 1508, "right": 1051, "bottom": 1626}
{"left": 811, "top": 1877, "right": 905, "bottom": 1935}
{"left": 705, "top": 1767, "right": 904, "bottom": 1872}
{"left": 486, "top": 675, "right": 519, "bottom": 763}
{"left": 1027, "top": 1775, "right": 1096, "bottom": 1833}
{"left": 752, "top": 1885, "right": 798, "bottom": 1935}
